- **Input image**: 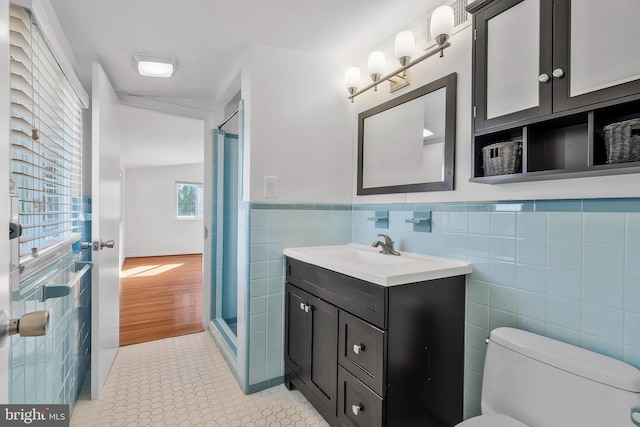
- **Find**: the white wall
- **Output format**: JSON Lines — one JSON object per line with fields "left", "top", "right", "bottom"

{"left": 350, "top": 15, "right": 640, "bottom": 204}
{"left": 246, "top": 45, "right": 354, "bottom": 204}
{"left": 123, "top": 164, "right": 205, "bottom": 258}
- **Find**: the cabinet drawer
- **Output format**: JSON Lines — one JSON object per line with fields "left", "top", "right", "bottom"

{"left": 338, "top": 366, "right": 383, "bottom": 427}
{"left": 339, "top": 310, "right": 386, "bottom": 396}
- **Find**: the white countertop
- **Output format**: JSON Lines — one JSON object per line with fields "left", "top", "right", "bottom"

{"left": 283, "top": 244, "right": 472, "bottom": 286}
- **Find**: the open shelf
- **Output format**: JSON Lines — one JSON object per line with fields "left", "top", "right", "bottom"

{"left": 471, "top": 98, "right": 640, "bottom": 183}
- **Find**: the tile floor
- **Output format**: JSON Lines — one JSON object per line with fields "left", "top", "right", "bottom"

{"left": 71, "top": 332, "right": 328, "bottom": 426}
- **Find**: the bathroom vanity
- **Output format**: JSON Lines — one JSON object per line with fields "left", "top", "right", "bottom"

{"left": 283, "top": 244, "right": 472, "bottom": 427}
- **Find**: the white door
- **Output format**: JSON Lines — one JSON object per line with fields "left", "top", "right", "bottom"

{"left": 91, "top": 63, "right": 122, "bottom": 399}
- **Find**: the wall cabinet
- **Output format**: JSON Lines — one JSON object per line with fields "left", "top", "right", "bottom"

{"left": 469, "top": 0, "right": 640, "bottom": 182}
{"left": 284, "top": 257, "right": 466, "bottom": 427}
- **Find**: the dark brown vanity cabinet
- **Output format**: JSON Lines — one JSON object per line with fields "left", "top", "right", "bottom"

{"left": 468, "top": 0, "right": 640, "bottom": 182}
{"left": 284, "top": 257, "right": 466, "bottom": 427}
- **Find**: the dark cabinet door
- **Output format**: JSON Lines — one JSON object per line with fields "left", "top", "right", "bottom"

{"left": 285, "top": 283, "right": 338, "bottom": 419}
{"left": 306, "top": 295, "right": 338, "bottom": 417}
{"left": 474, "top": 0, "right": 640, "bottom": 133}
{"left": 473, "top": 0, "right": 553, "bottom": 131}
{"left": 552, "top": 0, "right": 640, "bottom": 112}
{"left": 285, "top": 284, "right": 309, "bottom": 381}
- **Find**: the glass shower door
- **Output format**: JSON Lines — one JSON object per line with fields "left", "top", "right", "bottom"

{"left": 211, "top": 103, "right": 243, "bottom": 354}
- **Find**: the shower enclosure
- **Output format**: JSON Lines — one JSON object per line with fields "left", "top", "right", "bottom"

{"left": 210, "top": 101, "right": 244, "bottom": 354}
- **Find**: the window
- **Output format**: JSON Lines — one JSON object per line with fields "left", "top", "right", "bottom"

{"left": 10, "top": 6, "right": 84, "bottom": 260}
{"left": 176, "top": 183, "right": 204, "bottom": 218}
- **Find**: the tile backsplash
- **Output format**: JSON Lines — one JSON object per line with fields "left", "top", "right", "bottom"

{"left": 243, "top": 199, "right": 640, "bottom": 417}
{"left": 246, "top": 203, "right": 352, "bottom": 390}
{"left": 352, "top": 199, "right": 640, "bottom": 418}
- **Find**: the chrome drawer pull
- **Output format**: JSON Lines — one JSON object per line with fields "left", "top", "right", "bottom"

{"left": 352, "top": 404, "right": 362, "bottom": 416}
{"left": 353, "top": 344, "right": 364, "bottom": 354}
{"left": 300, "top": 302, "right": 305, "bottom": 311}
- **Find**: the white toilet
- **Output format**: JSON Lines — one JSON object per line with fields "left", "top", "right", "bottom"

{"left": 457, "top": 327, "right": 640, "bottom": 427}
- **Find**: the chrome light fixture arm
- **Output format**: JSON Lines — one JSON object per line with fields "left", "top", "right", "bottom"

{"left": 347, "top": 42, "right": 451, "bottom": 102}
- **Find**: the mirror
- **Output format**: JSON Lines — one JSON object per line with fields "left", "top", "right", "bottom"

{"left": 357, "top": 73, "right": 457, "bottom": 194}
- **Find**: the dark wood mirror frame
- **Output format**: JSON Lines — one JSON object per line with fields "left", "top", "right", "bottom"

{"left": 357, "top": 72, "right": 457, "bottom": 195}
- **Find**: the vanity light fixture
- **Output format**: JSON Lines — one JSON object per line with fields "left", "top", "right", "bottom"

{"left": 131, "top": 54, "right": 178, "bottom": 78}
{"left": 344, "top": 4, "right": 454, "bottom": 102}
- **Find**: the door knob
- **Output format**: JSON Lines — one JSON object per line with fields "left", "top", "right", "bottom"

{"left": 82, "top": 240, "right": 116, "bottom": 251}
{"left": 538, "top": 73, "right": 550, "bottom": 83}
{"left": 352, "top": 404, "right": 362, "bottom": 416}
{"left": 552, "top": 68, "right": 565, "bottom": 78}
{"left": 353, "top": 344, "right": 364, "bottom": 354}
{"left": 100, "top": 240, "right": 115, "bottom": 250}
{"left": 0, "top": 309, "right": 49, "bottom": 347}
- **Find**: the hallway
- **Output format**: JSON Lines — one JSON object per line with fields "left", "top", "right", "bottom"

{"left": 120, "top": 254, "right": 204, "bottom": 346}
{"left": 71, "top": 332, "right": 327, "bottom": 426}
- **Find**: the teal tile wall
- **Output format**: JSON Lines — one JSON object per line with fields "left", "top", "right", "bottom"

{"left": 352, "top": 198, "right": 640, "bottom": 419}
{"left": 247, "top": 203, "right": 352, "bottom": 388}
{"left": 239, "top": 198, "right": 640, "bottom": 417}
{"left": 10, "top": 196, "right": 91, "bottom": 412}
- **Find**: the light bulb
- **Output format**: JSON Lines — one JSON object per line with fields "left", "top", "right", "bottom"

{"left": 368, "top": 51, "right": 386, "bottom": 82}
{"left": 345, "top": 67, "right": 361, "bottom": 101}
{"left": 395, "top": 31, "right": 415, "bottom": 67}
{"left": 345, "top": 67, "right": 361, "bottom": 91}
{"left": 430, "top": 5, "right": 454, "bottom": 46}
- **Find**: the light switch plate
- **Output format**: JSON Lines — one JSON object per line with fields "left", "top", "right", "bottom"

{"left": 264, "top": 176, "right": 278, "bottom": 199}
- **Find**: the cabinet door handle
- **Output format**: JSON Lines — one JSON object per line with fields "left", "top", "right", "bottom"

{"left": 299, "top": 302, "right": 305, "bottom": 311}
{"left": 538, "top": 73, "right": 550, "bottom": 83}
{"left": 304, "top": 304, "right": 310, "bottom": 313}
{"left": 352, "top": 404, "right": 362, "bottom": 416}
{"left": 353, "top": 344, "right": 364, "bottom": 354}
{"left": 552, "top": 68, "right": 564, "bottom": 78}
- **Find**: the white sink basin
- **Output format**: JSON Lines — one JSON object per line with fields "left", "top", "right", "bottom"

{"left": 283, "top": 244, "right": 472, "bottom": 286}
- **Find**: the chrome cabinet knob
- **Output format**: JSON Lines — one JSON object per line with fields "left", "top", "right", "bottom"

{"left": 352, "top": 404, "right": 362, "bottom": 416}
{"left": 538, "top": 73, "right": 550, "bottom": 83}
{"left": 300, "top": 302, "right": 305, "bottom": 311}
{"left": 552, "top": 68, "right": 565, "bottom": 78}
{"left": 353, "top": 344, "right": 364, "bottom": 354}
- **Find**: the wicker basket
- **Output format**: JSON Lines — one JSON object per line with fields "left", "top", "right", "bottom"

{"left": 603, "top": 118, "right": 640, "bottom": 164}
{"left": 482, "top": 140, "right": 522, "bottom": 176}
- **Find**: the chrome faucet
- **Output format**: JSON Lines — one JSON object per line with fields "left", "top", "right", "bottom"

{"left": 371, "top": 234, "right": 401, "bottom": 256}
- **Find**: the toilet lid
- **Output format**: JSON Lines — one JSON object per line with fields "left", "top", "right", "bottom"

{"left": 456, "top": 414, "right": 529, "bottom": 427}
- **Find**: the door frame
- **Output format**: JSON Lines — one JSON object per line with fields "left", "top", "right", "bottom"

{"left": 0, "top": 0, "right": 12, "bottom": 404}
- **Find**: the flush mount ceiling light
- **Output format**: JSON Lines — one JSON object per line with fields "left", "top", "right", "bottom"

{"left": 130, "top": 54, "right": 178, "bottom": 78}
{"left": 344, "top": 4, "right": 454, "bottom": 102}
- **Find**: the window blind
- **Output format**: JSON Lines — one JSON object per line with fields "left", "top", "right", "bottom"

{"left": 9, "top": 5, "right": 83, "bottom": 259}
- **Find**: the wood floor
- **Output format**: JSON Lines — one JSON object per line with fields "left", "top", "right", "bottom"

{"left": 119, "top": 254, "right": 203, "bottom": 346}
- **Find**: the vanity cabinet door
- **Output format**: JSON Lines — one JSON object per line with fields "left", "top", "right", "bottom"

{"left": 474, "top": 0, "right": 553, "bottom": 131}
{"left": 285, "top": 283, "right": 338, "bottom": 419}
{"left": 554, "top": 0, "right": 640, "bottom": 111}
{"left": 285, "top": 284, "right": 309, "bottom": 381}
{"left": 307, "top": 295, "right": 338, "bottom": 415}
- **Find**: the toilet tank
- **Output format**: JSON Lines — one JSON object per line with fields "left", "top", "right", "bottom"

{"left": 481, "top": 328, "right": 640, "bottom": 427}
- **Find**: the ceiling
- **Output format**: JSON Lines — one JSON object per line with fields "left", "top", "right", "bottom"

{"left": 50, "top": 0, "right": 444, "bottom": 112}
